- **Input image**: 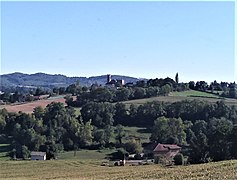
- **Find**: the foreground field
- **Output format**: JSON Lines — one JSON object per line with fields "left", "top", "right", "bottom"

{"left": 0, "top": 159, "right": 236, "bottom": 180}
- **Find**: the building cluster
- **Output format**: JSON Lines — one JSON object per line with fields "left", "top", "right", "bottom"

{"left": 105, "top": 74, "right": 125, "bottom": 87}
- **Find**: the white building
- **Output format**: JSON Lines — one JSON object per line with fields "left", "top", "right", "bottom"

{"left": 31, "top": 151, "right": 46, "bottom": 160}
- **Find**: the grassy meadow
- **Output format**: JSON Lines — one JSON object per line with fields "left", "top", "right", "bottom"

{"left": 170, "top": 90, "right": 220, "bottom": 98}
{"left": 123, "top": 90, "right": 237, "bottom": 106}
{"left": 0, "top": 144, "right": 11, "bottom": 161}
{"left": 57, "top": 149, "right": 115, "bottom": 160}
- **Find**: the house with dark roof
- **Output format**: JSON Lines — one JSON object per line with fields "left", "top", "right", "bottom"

{"left": 153, "top": 143, "right": 181, "bottom": 164}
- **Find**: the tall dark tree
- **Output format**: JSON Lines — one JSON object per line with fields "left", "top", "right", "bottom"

{"left": 175, "top": 72, "right": 179, "bottom": 84}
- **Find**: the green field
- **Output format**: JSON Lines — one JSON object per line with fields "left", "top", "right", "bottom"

{"left": 0, "top": 159, "right": 236, "bottom": 179}
{"left": 170, "top": 90, "right": 220, "bottom": 98}
{"left": 0, "top": 144, "right": 11, "bottom": 161}
{"left": 47, "top": 95, "right": 66, "bottom": 100}
{"left": 0, "top": 127, "right": 149, "bottom": 161}
{"left": 58, "top": 149, "right": 115, "bottom": 161}
{"left": 123, "top": 126, "right": 151, "bottom": 144}
{"left": 123, "top": 90, "right": 237, "bottom": 106}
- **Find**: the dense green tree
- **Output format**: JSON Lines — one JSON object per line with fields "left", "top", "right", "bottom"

{"left": 188, "top": 120, "right": 209, "bottom": 163}
{"left": 229, "top": 83, "right": 237, "bottom": 98}
{"left": 81, "top": 102, "right": 115, "bottom": 128}
{"left": 147, "top": 77, "right": 175, "bottom": 88}
{"left": 0, "top": 115, "right": 6, "bottom": 132}
{"left": 195, "top": 81, "right": 208, "bottom": 91}
{"left": 90, "top": 87, "right": 114, "bottom": 102}
{"left": 79, "top": 120, "right": 93, "bottom": 147}
{"left": 93, "top": 128, "right": 106, "bottom": 147}
{"left": 189, "top": 81, "right": 195, "bottom": 89}
{"left": 21, "top": 145, "right": 30, "bottom": 159}
{"left": 33, "top": 106, "right": 45, "bottom": 120}
{"left": 136, "top": 80, "right": 146, "bottom": 87}
{"left": 150, "top": 116, "right": 186, "bottom": 145}
{"left": 35, "top": 87, "right": 45, "bottom": 96}
{"left": 103, "top": 125, "right": 114, "bottom": 145}
{"left": 114, "top": 103, "right": 129, "bottom": 125}
{"left": 128, "top": 104, "right": 138, "bottom": 126}
{"left": 66, "top": 84, "right": 80, "bottom": 95}
{"left": 230, "top": 125, "right": 237, "bottom": 158}
{"left": 160, "top": 84, "right": 172, "bottom": 96}
{"left": 114, "top": 124, "right": 126, "bottom": 145}
{"left": 207, "top": 118, "right": 233, "bottom": 161}
{"left": 145, "top": 87, "right": 159, "bottom": 98}
{"left": 114, "top": 88, "right": 130, "bottom": 101}
{"left": 124, "top": 140, "right": 143, "bottom": 154}
{"left": 58, "top": 87, "right": 66, "bottom": 95}
{"left": 136, "top": 102, "right": 166, "bottom": 127}
{"left": 64, "top": 94, "right": 74, "bottom": 106}
{"left": 133, "top": 87, "right": 146, "bottom": 99}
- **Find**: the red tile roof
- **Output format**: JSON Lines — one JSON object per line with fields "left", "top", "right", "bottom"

{"left": 153, "top": 143, "right": 181, "bottom": 152}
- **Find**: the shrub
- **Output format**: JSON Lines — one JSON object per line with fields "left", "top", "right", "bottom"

{"left": 124, "top": 141, "right": 142, "bottom": 154}
{"left": 110, "top": 148, "right": 128, "bottom": 160}
{"left": 174, "top": 153, "right": 184, "bottom": 165}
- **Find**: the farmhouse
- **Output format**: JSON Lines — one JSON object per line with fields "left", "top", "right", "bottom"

{"left": 153, "top": 143, "right": 181, "bottom": 164}
{"left": 31, "top": 151, "right": 46, "bottom": 160}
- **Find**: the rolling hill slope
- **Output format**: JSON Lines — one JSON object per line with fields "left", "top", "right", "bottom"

{"left": 122, "top": 90, "right": 237, "bottom": 106}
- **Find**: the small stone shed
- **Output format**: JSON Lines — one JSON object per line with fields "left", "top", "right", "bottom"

{"left": 31, "top": 151, "right": 46, "bottom": 160}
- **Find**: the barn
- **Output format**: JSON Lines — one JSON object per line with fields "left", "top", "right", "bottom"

{"left": 153, "top": 143, "right": 181, "bottom": 164}
{"left": 31, "top": 151, "right": 46, "bottom": 160}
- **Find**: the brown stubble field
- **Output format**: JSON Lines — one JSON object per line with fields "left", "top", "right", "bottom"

{"left": 0, "top": 98, "right": 66, "bottom": 114}
{"left": 0, "top": 160, "right": 236, "bottom": 180}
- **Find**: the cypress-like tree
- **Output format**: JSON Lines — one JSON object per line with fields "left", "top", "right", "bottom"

{"left": 175, "top": 72, "right": 179, "bottom": 84}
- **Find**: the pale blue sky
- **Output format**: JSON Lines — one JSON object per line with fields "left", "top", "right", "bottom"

{"left": 1, "top": 1, "right": 235, "bottom": 83}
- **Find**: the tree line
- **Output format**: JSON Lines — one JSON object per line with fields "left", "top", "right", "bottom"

{"left": 0, "top": 99, "right": 236, "bottom": 163}
{"left": 189, "top": 81, "right": 237, "bottom": 99}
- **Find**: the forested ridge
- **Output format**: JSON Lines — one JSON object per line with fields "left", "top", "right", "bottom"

{"left": 0, "top": 72, "right": 139, "bottom": 91}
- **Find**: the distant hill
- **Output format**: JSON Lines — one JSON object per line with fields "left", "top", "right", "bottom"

{"left": 0, "top": 72, "right": 140, "bottom": 90}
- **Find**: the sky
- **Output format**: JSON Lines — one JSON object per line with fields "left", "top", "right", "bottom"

{"left": 1, "top": 1, "right": 236, "bottom": 83}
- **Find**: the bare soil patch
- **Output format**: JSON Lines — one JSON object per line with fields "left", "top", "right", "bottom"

{"left": 0, "top": 98, "right": 66, "bottom": 114}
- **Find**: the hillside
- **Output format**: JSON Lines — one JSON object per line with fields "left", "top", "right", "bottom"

{"left": 2, "top": 90, "right": 237, "bottom": 114}
{"left": 0, "top": 72, "right": 140, "bottom": 89}
{"left": 122, "top": 90, "right": 237, "bottom": 106}
{"left": 0, "top": 159, "right": 236, "bottom": 179}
